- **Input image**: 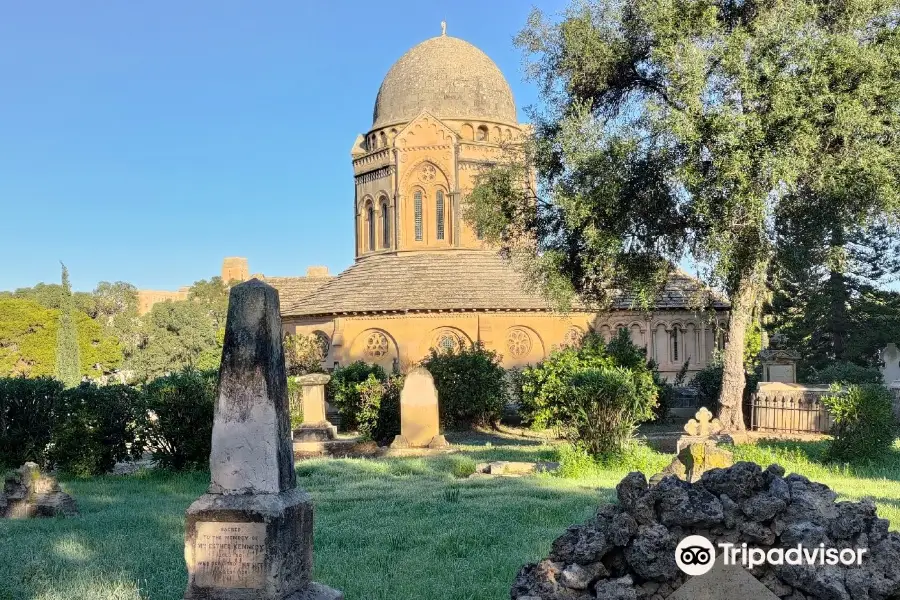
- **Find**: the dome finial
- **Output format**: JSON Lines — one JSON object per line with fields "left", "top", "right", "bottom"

{"left": 441, "top": 21, "right": 447, "bottom": 36}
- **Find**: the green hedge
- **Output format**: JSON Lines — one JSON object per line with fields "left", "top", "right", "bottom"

{"left": 327, "top": 362, "right": 387, "bottom": 431}
{"left": 49, "top": 382, "right": 145, "bottom": 477}
{"left": 0, "top": 377, "right": 62, "bottom": 468}
{"left": 823, "top": 384, "right": 897, "bottom": 463}
{"left": 422, "top": 342, "right": 507, "bottom": 428}
{"left": 143, "top": 369, "right": 217, "bottom": 471}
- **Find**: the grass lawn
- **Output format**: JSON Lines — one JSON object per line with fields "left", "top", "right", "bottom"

{"left": 2, "top": 433, "right": 900, "bottom": 600}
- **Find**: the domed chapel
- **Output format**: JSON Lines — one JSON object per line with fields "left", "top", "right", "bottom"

{"left": 279, "top": 26, "right": 729, "bottom": 378}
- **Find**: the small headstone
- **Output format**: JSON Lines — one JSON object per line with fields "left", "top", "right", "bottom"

{"left": 294, "top": 373, "right": 337, "bottom": 442}
{"left": 183, "top": 279, "right": 341, "bottom": 600}
{"left": 652, "top": 441, "right": 734, "bottom": 484}
{"left": 390, "top": 366, "right": 447, "bottom": 449}
{"left": 1, "top": 462, "right": 78, "bottom": 519}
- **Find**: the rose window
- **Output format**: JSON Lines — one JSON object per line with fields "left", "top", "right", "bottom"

{"left": 419, "top": 164, "right": 437, "bottom": 182}
{"left": 436, "top": 331, "right": 459, "bottom": 353}
{"left": 506, "top": 328, "right": 532, "bottom": 358}
{"left": 364, "top": 332, "right": 389, "bottom": 359}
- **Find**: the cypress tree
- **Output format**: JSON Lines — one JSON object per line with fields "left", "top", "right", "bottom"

{"left": 55, "top": 262, "right": 81, "bottom": 387}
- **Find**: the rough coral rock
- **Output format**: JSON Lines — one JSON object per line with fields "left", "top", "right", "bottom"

{"left": 510, "top": 463, "right": 900, "bottom": 600}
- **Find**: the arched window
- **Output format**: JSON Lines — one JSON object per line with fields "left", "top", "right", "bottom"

{"left": 414, "top": 191, "right": 423, "bottom": 241}
{"left": 379, "top": 131, "right": 386, "bottom": 147}
{"left": 671, "top": 327, "right": 680, "bottom": 362}
{"left": 380, "top": 198, "right": 390, "bottom": 248}
{"left": 367, "top": 203, "right": 375, "bottom": 251}
{"left": 435, "top": 190, "right": 445, "bottom": 241}
{"left": 476, "top": 125, "right": 488, "bottom": 141}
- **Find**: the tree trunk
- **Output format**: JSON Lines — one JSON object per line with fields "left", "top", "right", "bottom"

{"left": 718, "top": 275, "right": 759, "bottom": 431}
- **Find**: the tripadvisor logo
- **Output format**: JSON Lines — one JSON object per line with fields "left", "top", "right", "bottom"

{"left": 675, "top": 535, "right": 868, "bottom": 576}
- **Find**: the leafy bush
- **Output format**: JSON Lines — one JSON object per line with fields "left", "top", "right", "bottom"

{"left": 327, "top": 362, "right": 387, "bottom": 431}
{"left": 143, "top": 369, "right": 216, "bottom": 471}
{"left": 287, "top": 377, "right": 303, "bottom": 430}
{"left": 49, "top": 382, "right": 145, "bottom": 476}
{"left": 356, "top": 374, "right": 402, "bottom": 444}
{"left": 823, "top": 384, "right": 897, "bottom": 463}
{"left": 284, "top": 333, "right": 326, "bottom": 376}
{"left": 521, "top": 329, "right": 660, "bottom": 429}
{"left": 809, "top": 362, "right": 883, "bottom": 385}
{"left": 421, "top": 342, "right": 507, "bottom": 428}
{"left": 0, "top": 377, "right": 62, "bottom": 468}
{"left": 560, "top": 366, "right": 656, "bottom": 455}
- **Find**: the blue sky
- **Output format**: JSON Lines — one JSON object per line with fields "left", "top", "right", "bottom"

{"left": 0, "top": 0, "right": 566, "bottom": 292}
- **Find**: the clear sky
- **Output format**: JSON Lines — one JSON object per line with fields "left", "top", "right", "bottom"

{"left": 0, "top": 0, "right": 566, "bottom": 292}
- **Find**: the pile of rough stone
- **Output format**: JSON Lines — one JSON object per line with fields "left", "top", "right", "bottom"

{"left": 1, "top": 462, "right": 78, "bottom": 518}
{"left": 512, "top": 462, "right": 900, "bottom": 600}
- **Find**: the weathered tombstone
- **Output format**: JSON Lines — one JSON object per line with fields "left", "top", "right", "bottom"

{"left": 881, "top": 343, "right": 900, "bottom": 385}
{"left": 759, "top": 334, "right": 800, "bottom": 383}
{"left": 293, "top": 373, "right": 337, "bottom": 442}
{"left": 390, "top": 366, "right": 448, "bottom": 449}
{"left": 1, "top": 462, "right": 78, "bottom": 519}
{"left": 677, "top": 407, "right": 732, "bottom": 452}
{"left": 183, "top": 279, "right": 341, "bottom": 600}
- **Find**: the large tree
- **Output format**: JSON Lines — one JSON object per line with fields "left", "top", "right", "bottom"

{"left": 769, "top": 212, "right": 900, "bottom": 374}
{"left": 467, "top": 0, "right": 900, "bottom": 428}
{"left": 130, "top": 300, "right": 221, "bottom": 381}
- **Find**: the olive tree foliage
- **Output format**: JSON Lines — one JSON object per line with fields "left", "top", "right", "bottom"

{"left": 466, "top": 0, "right": 900, "bottom": 429}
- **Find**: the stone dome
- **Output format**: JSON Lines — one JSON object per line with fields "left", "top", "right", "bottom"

{"left": 372, "top": 34, "right": 517, "bottom": 129}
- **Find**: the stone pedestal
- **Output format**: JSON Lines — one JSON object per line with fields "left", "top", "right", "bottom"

{"left": 293, "top": 373, "right": 336, "bottom": 442}
{"left": 390, "top": 366, "right": 448, "bottom": 449}
{"left": 184, "top": 279, "right": 341, "bottom": 600}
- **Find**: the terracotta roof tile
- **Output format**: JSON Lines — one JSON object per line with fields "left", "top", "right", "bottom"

{"left": 280, "top": 251, "right": 728, "bottom": 317}
{"left": 261, "top": 275, "right": 334, "bottom": 308}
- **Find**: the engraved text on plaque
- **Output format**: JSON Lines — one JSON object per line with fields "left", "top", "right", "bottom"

{"left": 194, "top": 521, "right": 267, "bottom": 589}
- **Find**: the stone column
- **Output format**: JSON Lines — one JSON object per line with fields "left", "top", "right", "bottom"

{"left": 183, "top": 279, "right": 342, "bottom": 600}
{"left": 294, "top": 373, "right": 337, "bottom": 442}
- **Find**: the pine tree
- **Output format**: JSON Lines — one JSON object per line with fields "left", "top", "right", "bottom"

{"left": 55, "top": 262, "right": 81, "bottom": 387}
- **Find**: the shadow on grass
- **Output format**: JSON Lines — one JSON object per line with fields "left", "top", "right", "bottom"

{"left": 445, "top": 429, "right": 549, "bottom": 447}
{"left": 1, "top": 457, "right": 611, "bottom": 600}
{"left": 750, "top": 438, "right": 900, "bottom": 482}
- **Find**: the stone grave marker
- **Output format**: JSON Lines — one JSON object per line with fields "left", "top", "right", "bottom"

{"left": 183, "top": 279, "right": 341, "bottom": 600}
{"left": 294, "top": 373, "right": 337, "bottom": 442}
{"left": 390, "top": 366, "right": 448, "bottom": 449}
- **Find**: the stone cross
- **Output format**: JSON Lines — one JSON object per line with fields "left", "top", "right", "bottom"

{"left": 390, "top": 366, "right": 448, "bottom": 449}
{"left": 183, "top": 279, "right": 341, "bottom": 600}
{"left": 683, "top": 406, "right": 723, "bottom": 437}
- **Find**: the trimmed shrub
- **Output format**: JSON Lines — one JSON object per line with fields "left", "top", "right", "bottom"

{"left": 810, "top": 362, "right": 883, "bottom": 385}
{"left": 823, "top": 384, "right": 897, "bottom": 463}
{"left": 0, "top": 377, "right": 62, "bottom": 468}
{"left": 143, "top": 369, "right": 216, "bottom": 471}
{"left": 327, "top": 362, "right": 387, "bottom": 431}
{"left": 356, "top": 373, "right": 402, "bottom": 444}
{"left": 421, "top": 342, "right": 507, "bottom": 428}
{"left": 559, "top": 366, "right": 656, "bottom": 455}
{"left": 521, "top": 329, "right": 660, "bottom": 429}
{"left": 49, "top": 382, "right": 145, "bottom": 477}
